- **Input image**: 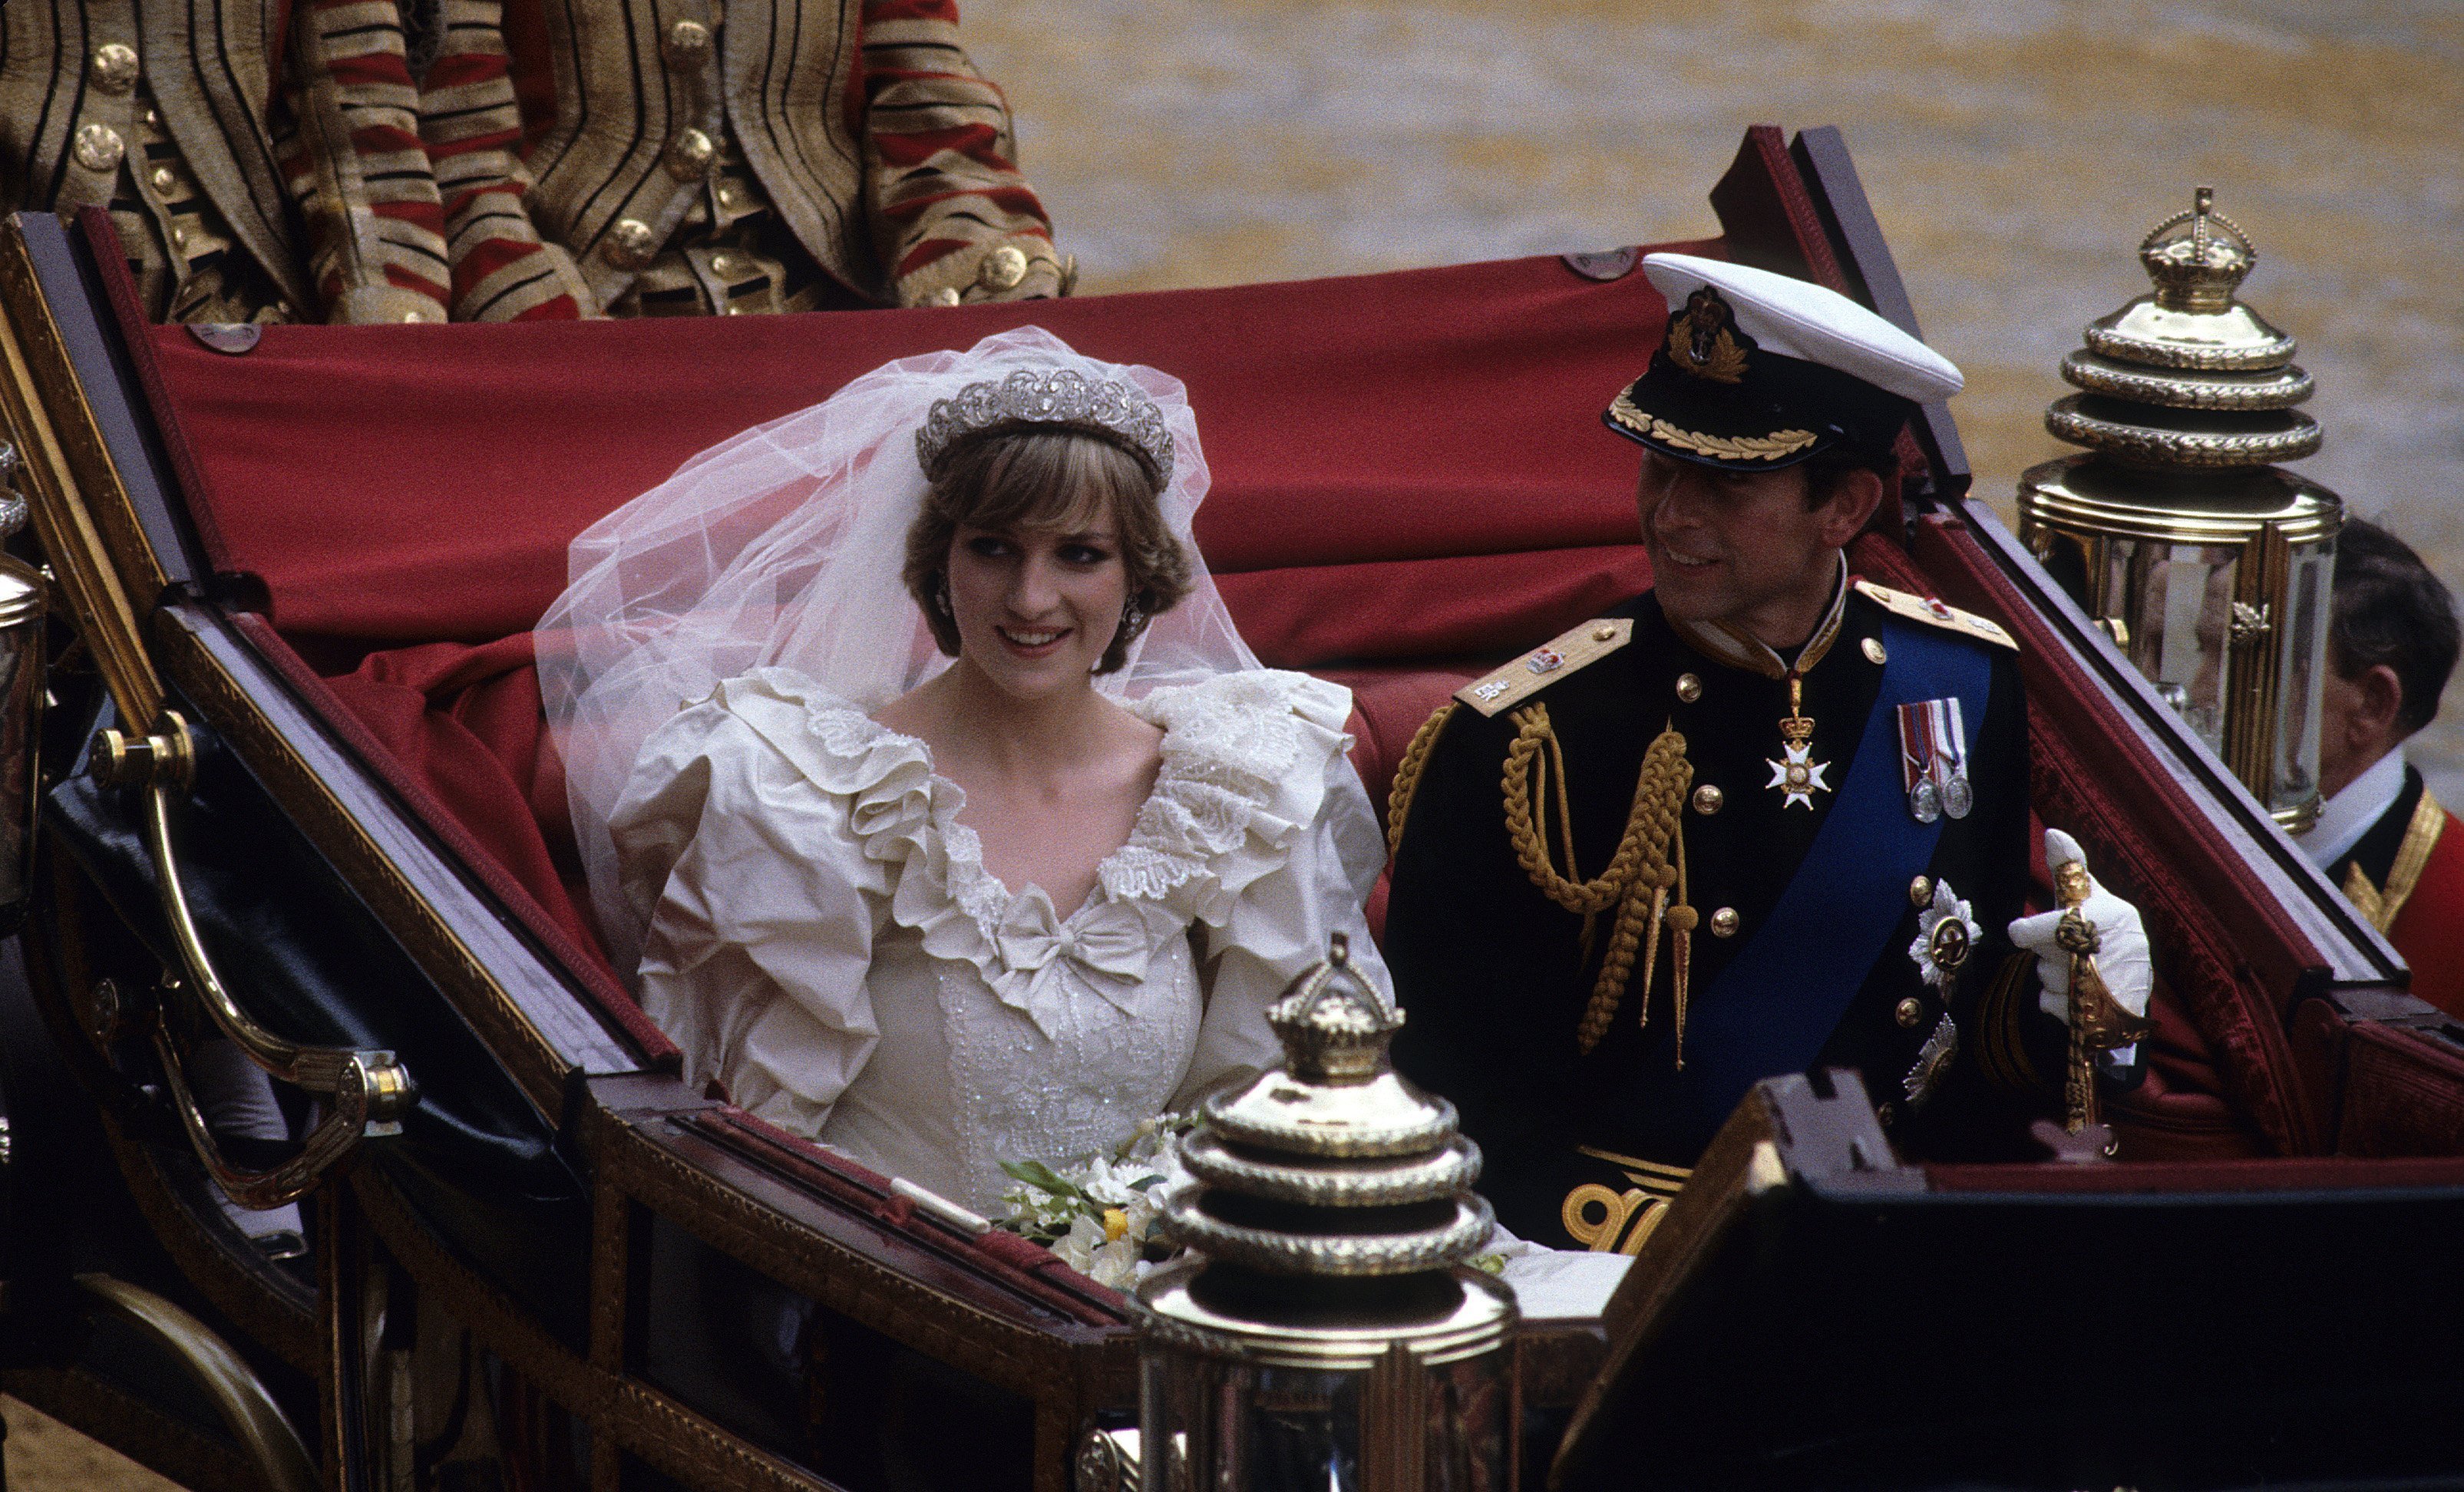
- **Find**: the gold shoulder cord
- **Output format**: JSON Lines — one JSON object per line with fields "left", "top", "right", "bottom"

{"left": 1384, "top": 701, "right": 1459, "bottom": 859}
{"left": 1501, "top": 702, "right": 1694, "bottom": 1058}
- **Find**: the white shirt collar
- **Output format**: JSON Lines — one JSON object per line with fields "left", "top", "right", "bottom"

{"left": 2297, "top": 747, "right": 2408, "bottom": 870}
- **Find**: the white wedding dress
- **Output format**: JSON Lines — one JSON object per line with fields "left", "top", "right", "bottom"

{"left": 608, "top": 663, "right": 1394, "bottom": 1215}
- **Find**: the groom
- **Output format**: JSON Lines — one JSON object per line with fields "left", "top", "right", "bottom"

{"left": 1384, "top": 256, "right": 2154, "bottom": 1251}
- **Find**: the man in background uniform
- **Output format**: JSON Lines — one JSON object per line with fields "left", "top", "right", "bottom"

{"left": 3, "top": 0, "right": 1057, "bottom": 324}
{"left": 1385, "top": 256, "right": 2155, "bottom": 1251}
{"left": 2296, "top": 518, "right": 2464, "bottom": 1018}
{"left": 0, "top": 0, "right": 322, "bottom": 322}
{"left": 428, "top": 0, "right": 1064, "bottom": 319}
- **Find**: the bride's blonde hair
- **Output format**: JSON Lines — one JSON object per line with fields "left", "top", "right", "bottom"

{"left": 903, "top": 427, "right": 1194, "bottom": 673}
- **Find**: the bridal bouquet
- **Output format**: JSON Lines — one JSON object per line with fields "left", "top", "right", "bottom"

{"left": 996, "top": 1114, "right": 1191, "bottom": 1289}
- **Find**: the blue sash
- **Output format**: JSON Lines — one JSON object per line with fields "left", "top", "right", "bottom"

{"left": 1648, "top": 615, "right": 1995, "bottom": 1154}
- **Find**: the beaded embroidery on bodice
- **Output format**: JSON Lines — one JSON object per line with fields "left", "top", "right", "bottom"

{"left": 926, "top": 938, "right": 1201, "bottom": 1211}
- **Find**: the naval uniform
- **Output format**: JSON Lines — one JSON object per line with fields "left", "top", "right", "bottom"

{"left": 1386, "top": 576, "right": 2067, "bottom": 1250}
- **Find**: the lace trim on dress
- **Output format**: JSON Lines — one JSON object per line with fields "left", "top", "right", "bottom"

{"left": 715, "top": 666, "right": 1355, "bottom": 1038}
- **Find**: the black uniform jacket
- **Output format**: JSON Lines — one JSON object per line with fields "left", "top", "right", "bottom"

{"left": 1386, "top": 584, "right": 2056, "bottom": 1249}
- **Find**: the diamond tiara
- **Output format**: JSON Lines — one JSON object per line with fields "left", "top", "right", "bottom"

{"left": 915, "top": 368, "right": 1175, "bottom": 487}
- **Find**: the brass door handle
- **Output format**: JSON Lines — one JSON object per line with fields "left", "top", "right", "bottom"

{"left": 91, "top": 710, "right": 415, "bottom": 1207}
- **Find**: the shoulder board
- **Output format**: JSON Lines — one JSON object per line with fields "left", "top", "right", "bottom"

{"left": 1455, "top": 618, "right": 1633, "bottom": 717}
{"left": 1852, "top": 580, "right": 2017, "bottom": 652}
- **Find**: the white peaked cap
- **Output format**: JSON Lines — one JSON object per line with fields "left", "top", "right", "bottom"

{"left": 1641, "top": 253, "right": 1964, "bottom": 404}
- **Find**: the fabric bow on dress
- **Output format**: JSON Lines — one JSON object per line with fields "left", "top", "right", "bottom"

{"left": 993, "top": 895, "right": 1155, "bottom": 1038}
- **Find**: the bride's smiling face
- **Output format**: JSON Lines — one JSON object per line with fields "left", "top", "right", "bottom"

{"left": 944, "top": 503, "right": 1128, "bottom": 699}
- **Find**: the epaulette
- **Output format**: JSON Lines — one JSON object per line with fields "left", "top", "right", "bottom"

{"left": 1852, "top": 579, "right": 2017, "bottom": 652}
{"left": 1455, "top": 619, "right": 1633, "bottom": 717}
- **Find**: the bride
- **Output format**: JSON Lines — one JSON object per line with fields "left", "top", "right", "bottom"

{"left": 540, "top": 327, "right": 1393, "bottom": 1216}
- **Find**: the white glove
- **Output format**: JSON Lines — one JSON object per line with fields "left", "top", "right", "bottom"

{"left": 2007, "top": 829, "right": 2153, "bottom": 1032}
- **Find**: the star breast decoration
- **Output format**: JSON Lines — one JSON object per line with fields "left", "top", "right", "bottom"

{"left": 1765, "top": 714, "right": 1830, "bottom": 810}
{"left": 1908, "top": 880, "right": 1977, "bottom": 990}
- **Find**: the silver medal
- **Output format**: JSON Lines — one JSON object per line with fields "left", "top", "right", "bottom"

{"left": 1942, "top": 772, "right": 1974, "bottom": 820}
{"left": 1910, "top": 777, "right": 1941, "bottom": 824}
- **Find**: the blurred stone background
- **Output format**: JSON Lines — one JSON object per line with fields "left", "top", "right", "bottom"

{"left": 7, "top": 0, "right": 2461, "bottom": 1484}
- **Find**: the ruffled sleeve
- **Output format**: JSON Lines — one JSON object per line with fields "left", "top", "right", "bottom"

{"left": 1126, "top": 672, "right": 1397, "bottom": 1109}
{"left": 607, "top": 668, "right": 933, "bottom": 1137}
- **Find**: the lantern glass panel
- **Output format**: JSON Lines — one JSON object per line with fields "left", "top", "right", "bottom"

{"left": 2109, "top": 539, "right": 2243, "bottom": 754}
{"left": 2271, "top": 538, "right": 2334, "bottom": 814}
{"left": 1139, "top": 1348, "right": 1510, "bottom": 1492}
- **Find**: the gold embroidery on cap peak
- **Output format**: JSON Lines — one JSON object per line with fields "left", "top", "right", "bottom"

{"left": 1607, "top": 392, "right": 1816, "bottom": 463}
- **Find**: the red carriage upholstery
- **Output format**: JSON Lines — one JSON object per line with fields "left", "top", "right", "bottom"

{"left": 130, "top": 229, "right": 2269, "bottom": 1157}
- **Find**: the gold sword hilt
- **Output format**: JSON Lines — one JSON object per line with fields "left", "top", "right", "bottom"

{"left": 2052, "top": 857, "right": 2152, "bottom": 1135}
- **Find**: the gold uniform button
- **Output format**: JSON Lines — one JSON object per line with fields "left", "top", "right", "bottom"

{"left": 1592, "top": 624, "right": 1618, "bottom": 642}
{"left": 1690, "top": 784, "right": 1723, "bottom": 816}
{"left": 666, "top": 127, "right": 715, "bottom": 179}
{"left": 603, "top": 218, "right": 658, "bottom": 269}
{"left": 1895, "top": 996, "right": 1924, "bottom": 1028}
{"left": 1675, "top": 672, "right": 1702, "bottom": 703}
{"left": 708, "top": 252, "right": 737, "bottom": 276}
{"left": 1875, "top": 1101, "right": 1896, "bottom": 1128}
{"left": 663, "top": 18, "right": 712, "bottom": 63}
{"left": 1709, "top": 907, "right": 1739, "bottom": 938}
{"left": 90, "top": 43, "right": 140, "bottom": 94}
{"left": 169, "top": 224, "right": 187, "bottom": 248}
{"left": 1908, "top": 874, "right": 1933, "bottom": 908}
{"left": 150, "top": 166, "right": 176, "bottom": 192}
{"left": 976, "top": 243, "right": 1029, "bottom": 292}
{"left": 72, "top": 123, "right": 125, "bottom": 173}
{"left": 1862, "top": 635, "right": 1888, "bottom": 665}
{"left": 928, "top": 286, "right": 963, "bottom": 307}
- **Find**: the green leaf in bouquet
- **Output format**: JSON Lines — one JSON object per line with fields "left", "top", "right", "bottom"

{"left": 999, "top": 1158, "right": 1092, "bottom": 1203}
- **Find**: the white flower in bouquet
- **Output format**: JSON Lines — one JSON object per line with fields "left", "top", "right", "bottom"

{"left": 997, "top": 1114, "right": 1192, "bottom": 1286}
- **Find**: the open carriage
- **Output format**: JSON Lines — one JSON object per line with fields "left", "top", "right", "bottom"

{"left": 0, "top": 125, "right": 2460, "bottom": 1492}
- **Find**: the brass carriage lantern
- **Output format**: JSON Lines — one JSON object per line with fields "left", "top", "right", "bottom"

{"left": 1128, "top": 935, "right": 1514, "bottom": 1492}
{"left": 0, "top": 444, "right": 46, "bottom": 930}
{"left": 2017, "top": 188, "right": 2341, "bottom": 828}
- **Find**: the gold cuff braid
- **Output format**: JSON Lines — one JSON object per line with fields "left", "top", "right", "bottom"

{"left": 1501, "top": 703, "right": 1693, "bottom": 1055}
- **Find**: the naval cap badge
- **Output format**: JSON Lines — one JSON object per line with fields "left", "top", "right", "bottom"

{"left": 1665, "top": 286, "right": 1752, "bottom": 385}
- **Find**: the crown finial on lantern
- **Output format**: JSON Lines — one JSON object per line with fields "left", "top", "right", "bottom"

{"left": 1266, "top": 932, "right": 1401, "bottom": 1084}
{"left": 2139, "top": 185, "right": 2255, "bottom": 313}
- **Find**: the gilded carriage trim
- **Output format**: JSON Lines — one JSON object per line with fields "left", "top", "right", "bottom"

{"left": 2342, "top": 787, "right": 2449, "bottom": 934}
{"left": 0, "top": 221, "right": 169, "bottom": 726}
{"left": 576, "top": 1098, "right": 1132, "bottom": 1488}
{"left": 1606, "top": 391, "right": 1815, "bottom": 462}
{"left": 157, "top": 608, "right": 630, "bottom": 1117}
